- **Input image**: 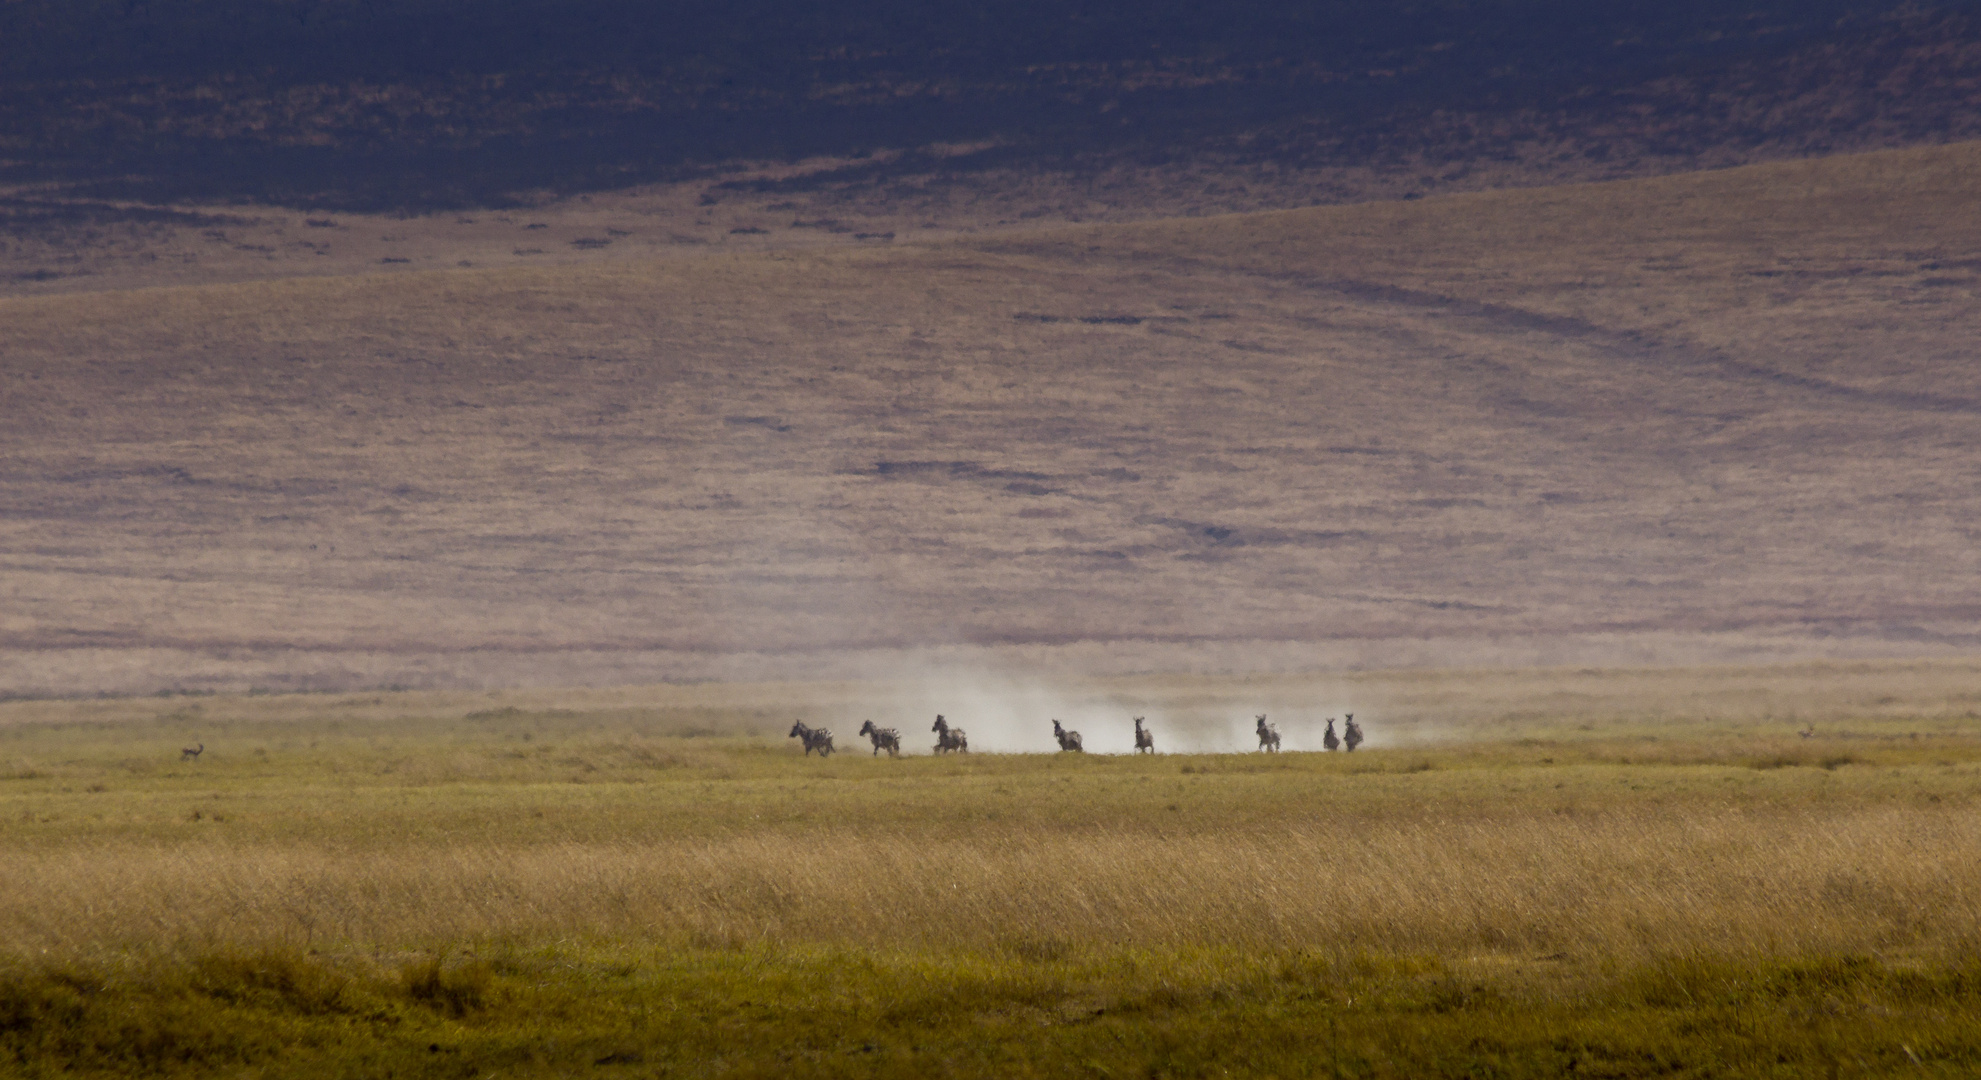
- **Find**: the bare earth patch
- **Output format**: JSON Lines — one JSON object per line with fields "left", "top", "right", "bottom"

{"left": 1, "top": 142, "right": 1979, "bottom": 693}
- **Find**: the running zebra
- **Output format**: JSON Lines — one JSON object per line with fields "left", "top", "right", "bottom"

{"left": 1255, "top": 714, "right": 1281, "bottom": 753}
{"left": 932, "top": 715, "right": 968, "bottom": 754}
{"left": 1133, "top": 716, "right": 1155, "bottom": 754}
{"left": 788, "top": 720, "right": 835, "bottom": 757}
{"left": 858, "top": 720, "right": 902, "bottom": 757}
{"left": 1322, "top": 719, "right": 1340, "bottom": 752}
{"left": 1342, "top": 714, "right": 1363, "bottom": 752}
{"left": 1052, "top": 719, "right": 1083, "bottom": 752}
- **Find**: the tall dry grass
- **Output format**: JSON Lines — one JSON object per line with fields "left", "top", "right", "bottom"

{"left": 10, "top": 805, "right": 1977, "bottom": 963}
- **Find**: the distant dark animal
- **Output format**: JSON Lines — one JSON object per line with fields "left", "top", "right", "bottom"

{"left": 932, "top": 714, "right": 968, "bottom": 754}
{"left": 858, "top": 720, "right": 901, "bottom": 757}
{"left": 1323, "top": 719, "right": 1340, "bottom": 752}
{"left": 1255, "top": 715, "right": 1280, "bottom": 753}
{"left": 788, "top": 720, "right": 834, "bottom": 757}
{"left": 1052, "top": 719, "right": 1083, "bottom": 752}
{"left": 1133, "top": 716, "right": 1154, "bottom": 754}
{"left": 1342, "top": 714, "right": 1363, "bottom": 752}
{"left": 180, "top": 742, "right": 203, "bottom": 762}
{"left": 1799, "top": 725, "right": 1815, "bottom": 739}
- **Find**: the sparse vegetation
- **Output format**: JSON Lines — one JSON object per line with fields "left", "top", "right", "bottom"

{"left": 3, "top": 142, "right": 1978, "bottom": 693}
{"left": 4, "top": 663, "right": 1981, "bottom": 1074}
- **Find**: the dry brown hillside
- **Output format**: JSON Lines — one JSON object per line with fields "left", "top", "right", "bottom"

{"left": 3, "top": 143, "right": 1978, "bottom": 694}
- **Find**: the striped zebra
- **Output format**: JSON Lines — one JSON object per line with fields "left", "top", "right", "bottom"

{"left": 1133, "top": 716, "right": 1154, "bottom": 754}
{"left": 858, "top": 720, "right": 902, "bottom": 757}
{"left": 1342, "top": 714, "right": 1363, "bottom": 752}
{"left": 1052, "top": 719, "right": 1083, "bottom": 752}
{"left": 1255, "top": 714, "right": 1280, "bottom": 753}
{"left": 1323, "top": 718, "right": 1340, "bottom": 752}
{"left": 788, "top": 720, "right": 835, "bottom": 757}
{"left": 932, "top": 715, "right": 968, "bottom": 754}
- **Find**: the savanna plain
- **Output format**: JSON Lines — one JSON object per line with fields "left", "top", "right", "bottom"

{"left": 6, "top": 127, "right": 1981, "bottom": 1075}
{"left": 6, "top": 660, "right": 1981, "bottom": 1077}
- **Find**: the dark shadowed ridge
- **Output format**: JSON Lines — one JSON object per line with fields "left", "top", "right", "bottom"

{"left": 3, "top": 0, "right": 1979, "bottom": 209}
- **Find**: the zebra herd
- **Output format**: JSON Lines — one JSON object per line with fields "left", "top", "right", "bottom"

{"left": 1255, "top": 713, "right": 1362, "bottom": 752}
{"left": 791, "top": 715, "right": 970, "bottom": 757}
{"left": 791, "top": 712, "right": 1366, "bottom": 757}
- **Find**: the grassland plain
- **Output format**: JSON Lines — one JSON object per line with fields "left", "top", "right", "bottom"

{"left": 4, "top": 142, "right": 1981, "bottom": 695}
{"left": 4, "top": 660, "right": 1981, "bottom": 1076}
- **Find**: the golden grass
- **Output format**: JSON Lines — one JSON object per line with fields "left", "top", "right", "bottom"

{"left": 6, "top": 661, "right": 1981, "bottom": 966}
{"left": 7, "top": 664, "right": 1981, "bottom": 1075}
{"left": 12, "top": 805, "right": 1981, "bottom": 964}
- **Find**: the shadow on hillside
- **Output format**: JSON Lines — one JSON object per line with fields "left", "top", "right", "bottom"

{"left": 2, "top": 7, "right": 1977, "bottom": 212}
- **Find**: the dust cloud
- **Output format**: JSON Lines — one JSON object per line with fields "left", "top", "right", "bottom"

{"left": 809, "top": 662, "right": 1375, "bottom": 755}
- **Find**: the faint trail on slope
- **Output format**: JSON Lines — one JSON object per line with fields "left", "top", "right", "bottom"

{"left": 1014, "top": 240, "right": 1981, "bottom": 417}
{"left": 1283, "top": 272, "right": 1981, "bottom": 417}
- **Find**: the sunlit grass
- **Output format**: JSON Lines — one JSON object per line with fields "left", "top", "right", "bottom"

{"left": 5, "top": 663, "right": 1981, "bottom": 1073}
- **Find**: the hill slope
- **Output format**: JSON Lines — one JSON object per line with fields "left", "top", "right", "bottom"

{"left": 3, "top": 1, "right": 1980, "bottom": 214}
{"left": 2, "top": 142, "right": 1978, "bottom": 693}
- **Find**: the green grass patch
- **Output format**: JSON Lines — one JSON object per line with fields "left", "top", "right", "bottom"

{"left": 6, "top": 945, "right": 1981, "bottom": 1077}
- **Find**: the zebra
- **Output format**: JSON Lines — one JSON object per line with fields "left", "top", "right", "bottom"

{"left": 932, "top": 714, "right": 968, "bottom": 754}
{"left": 1322, "top": 719, "right": 1340, "bottom": 752}
{"left": 1342, "top": 714, "right": 1363, "bottom": 752}
{"left": 1255, "top": 715, "right": 1280, "bottom": 753}
{"left": 1052, "top": 719, "right": 1083, "bottom": 752}
{"left": 858, "top": 720, "right": 902, "bottom": 757}
{"left": 788, "top": 720, "right": 834, "bottom": 757}
{"left": 180, "top": 742, "right": 204, "bottom": 762}
{"left": 1133, "top": 716, "right": 1154, "bottom": 754}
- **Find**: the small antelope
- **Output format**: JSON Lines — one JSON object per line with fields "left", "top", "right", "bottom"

{"left": 1322, "top": 718, "right": 1340, "bottom": 752}
{"left": 1133, "top": 716, "right": 1154, "bottom": 754}
{"left": 1798, "top": 725, "right": 1815, "bottom": 739}
{"left": 1052, "top": 719, "right": 1083, "bottom": 752}
{"left": 932, "top": 714, "right": 968, "bottom": 754}
{"left": 1255, "top": 715, "right": 1280, "bottom": 753}
{"left": 788, "top": 720, "right": 834, "bottom": 757}
{"left": 858, "top": 720, "right": 902, "bottom": 757}
{"left": 180, "top": 742, "right": 204, "bottom": 762}
{"left": 1342, "top": 714, "right": 1363, "bottom": 752}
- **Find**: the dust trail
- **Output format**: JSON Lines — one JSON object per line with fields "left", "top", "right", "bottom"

{"left": 1160, "top": 698, "right": 1382, "bottom": 754}
{"left": 817, "top": 661, "right": 1378, "bottom": 754}
{"left": 849, "top": 666, "right": 1133, "bottom": 754}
